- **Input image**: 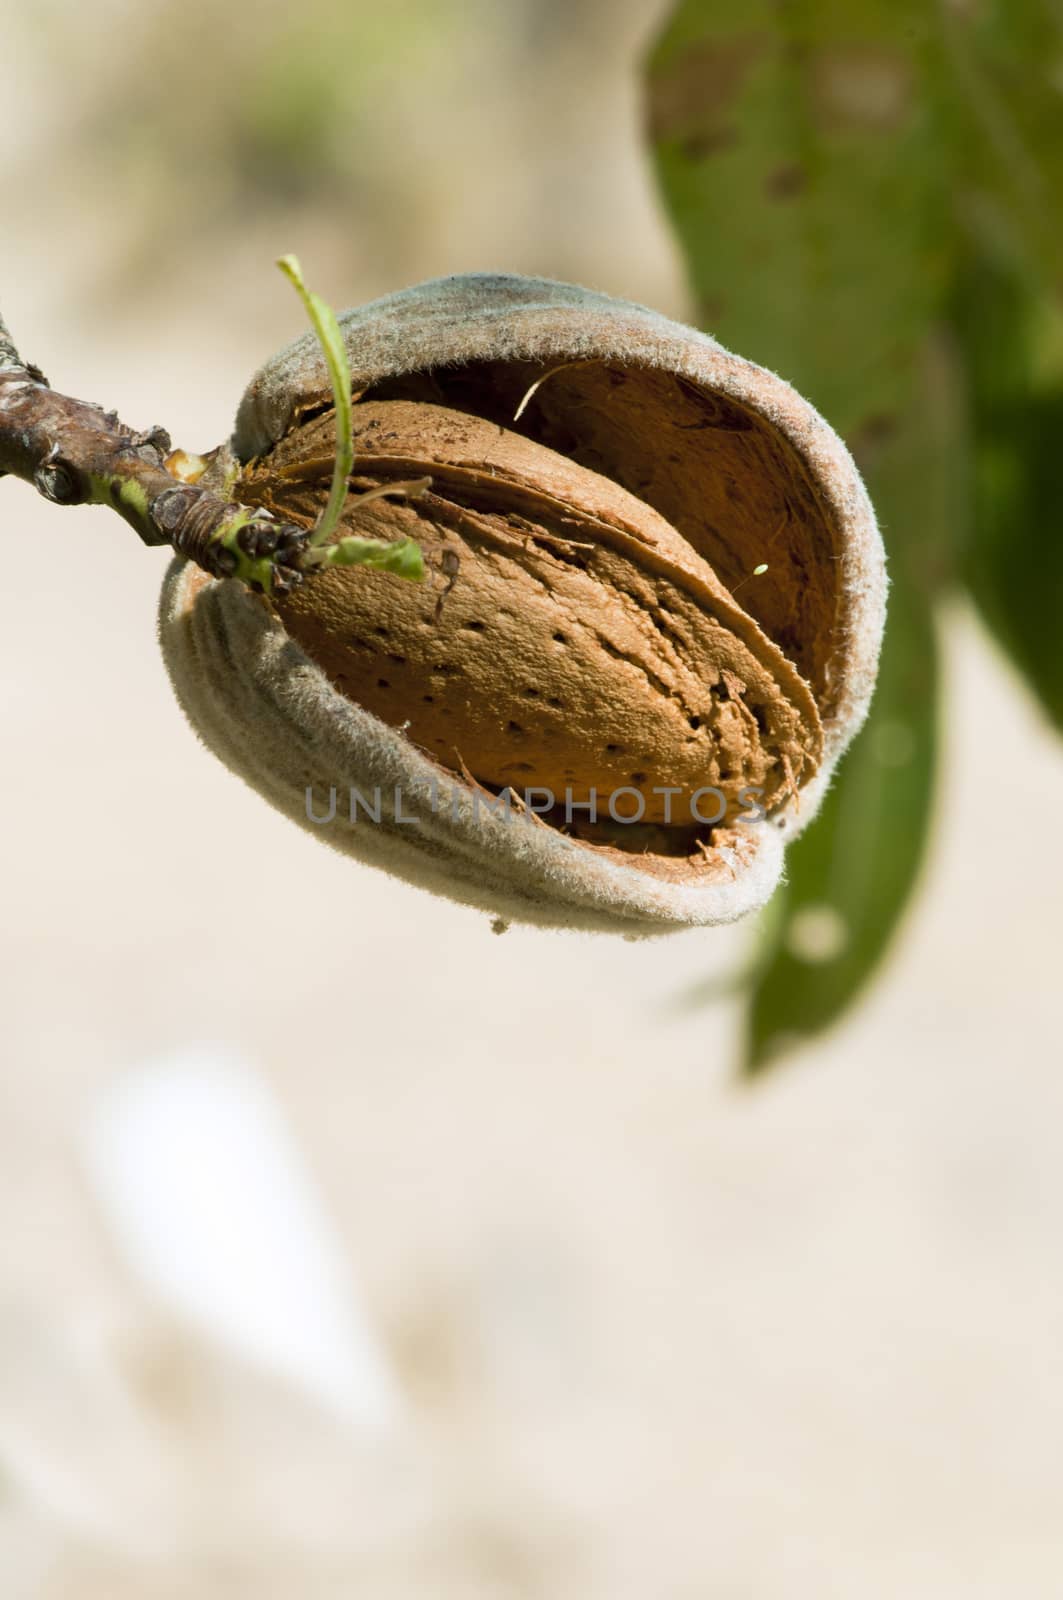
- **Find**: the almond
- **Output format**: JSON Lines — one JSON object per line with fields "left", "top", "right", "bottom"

{"left": 159, "top": 274, "right": 886, "bottom": 933}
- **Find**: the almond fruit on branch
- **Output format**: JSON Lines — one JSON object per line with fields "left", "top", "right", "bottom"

{"left": 160, "top": 274, "right": 887, "bottom": 935}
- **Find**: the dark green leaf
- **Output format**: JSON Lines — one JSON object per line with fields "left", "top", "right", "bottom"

{"left": 938, "top": 0, "right": 1063, "bottom": 294}
{"left": 741, "top": 326, "right": 966, "bottom": 1072}
{"left": 952, "top": 255, "right": 1063, "bottom": 732}
{"left": 743, "top": 572, "right": 938, "bottom": 1073}
{"left": 646, "top": 0, "right": 956, "bottom": 437}
{"left": 645, "top": 2, "right": 1010, "bottom": 1068}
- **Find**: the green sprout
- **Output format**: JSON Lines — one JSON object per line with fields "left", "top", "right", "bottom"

{"left": 276, "top": 254, "right": 425, "bottom": 581}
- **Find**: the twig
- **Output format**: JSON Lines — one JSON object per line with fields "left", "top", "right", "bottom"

{"left": 0, "top": 354, "right": 313, "bottom": 592}
{"left": 0, "top": 298, "right": 420, "bottom": 597}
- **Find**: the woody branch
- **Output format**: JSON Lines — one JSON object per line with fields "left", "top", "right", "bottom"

{"left": 0, "top": 303, "right": 313, "bottom": 594}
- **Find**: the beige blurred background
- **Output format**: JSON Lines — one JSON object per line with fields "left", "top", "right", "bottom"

{"left": 2, "top": 1, "right": 1062, "bottom": 1595}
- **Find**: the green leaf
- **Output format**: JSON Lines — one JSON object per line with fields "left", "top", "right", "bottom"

{"left": 742, "top": 333, "right": 964, "bottom": 1073}
{"left": 277, "top": 254, "right": 425, "bottom": 586}
{"left": 938, "top": 0, "right": 1063, "bottom": 294}
{"left": 965, "top": 388, "right": 1063, "bottom": 733}
{"left": 952, "top": 255, "right": 1063, "bottom": 732}
{"left": 646, "top": 0, "right": 956, "bottom": 437}
{"left": 276, "top": 252, "right": 355, "bottom": 547}
{"left": 744, "top": 573, "right": 938, "bottom": 1073}
{"left": 644, "top": 3, "right": 1002, "bottom": 1068}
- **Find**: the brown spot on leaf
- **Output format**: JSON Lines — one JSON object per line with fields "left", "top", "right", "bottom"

{"left": 681, "top": 126, "right": 740, "bottom": 161}
{"left": 697, "top": 295, "right": 727, "bottom": 328}
{"left": 848, "top": 412, "right": 899, "bottom": 470}
{"left": 765, "top": 161, "right": 807, "bottom": 200}
{"left": 647, "top": 35, "right": 768, "bottom": 148}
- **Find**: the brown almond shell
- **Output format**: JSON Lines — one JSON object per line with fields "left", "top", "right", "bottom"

{"left": 253, "top": 400, "right": 824, "bottom": 827}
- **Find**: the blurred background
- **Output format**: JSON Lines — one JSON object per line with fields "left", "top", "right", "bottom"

{"left": 1, "top": 0, "right": 1062, "bottom": 1594}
